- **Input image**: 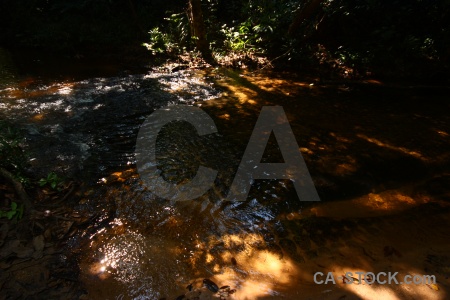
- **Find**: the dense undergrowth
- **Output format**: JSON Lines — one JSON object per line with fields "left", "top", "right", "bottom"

{"left": 1, "top": 0, "right": 449, "bottom": 81}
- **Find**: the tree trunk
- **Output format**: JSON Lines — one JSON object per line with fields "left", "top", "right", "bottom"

{"left": 188, "top": 0, "right": 211, "bottom": 59}
{"left": 288, "top": 0, "right": 324, "bottom": 36}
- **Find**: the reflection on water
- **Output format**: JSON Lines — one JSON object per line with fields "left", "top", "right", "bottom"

{"left": 78, "top": 184, "right": 304, "bottom": 299}
{"left": 82, "top": 218, "right": 193, "bottom": 299}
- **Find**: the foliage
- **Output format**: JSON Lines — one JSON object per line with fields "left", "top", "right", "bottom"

{"left": 142, "top": 0, "right": 299, "bottom": 62}
{"left": 0, "top": 202, "right": 24, "bottom": 220}
{"left": 312, "top": 0, "right": 450, "bottom": 78}
{"left": 39, "top": 172, "right": 64, "bottom": 190}
{"left": 1, "top": 0, "right": 448, "bottom": 78}
{"left": 142, "top": 12, "right": 191, "bottom": 55}
{"left": 219, "top": 21, "right": 263, "bottom": 52}
{"left": 206, "top": 0, "right": 298, "bottom": 57}
{"left": 211, "top": 0, "right": 448, "bottom": 77}
{"left": 142, "top": 27, "right": 174, "bottom": 55}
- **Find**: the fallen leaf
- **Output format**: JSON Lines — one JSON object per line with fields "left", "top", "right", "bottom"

{"left": 13, "top": 246, "right": 34, "bottom": 258}
{"left": 33, "top": 235, "right": 45, "bottom": 252}
{"left": 0, "top": 239, "right": 20, "bottom": 257}
{"left": 12, "top": 245, "right": 34, "bottom": 258}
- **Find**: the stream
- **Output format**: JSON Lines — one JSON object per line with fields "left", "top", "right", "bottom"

{"left": 1, "top": 48, "right": 450, "bottom": 299}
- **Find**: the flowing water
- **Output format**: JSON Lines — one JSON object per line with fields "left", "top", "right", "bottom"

{"left": 1, "top": 49, "right": 450, "bottom": 299}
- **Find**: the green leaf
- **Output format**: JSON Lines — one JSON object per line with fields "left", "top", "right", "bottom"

{"left": 6, "top": 211, "right": 16, "bottom": 220}
{"left": 39, "top": 179, "right": 47, "bottom": 186}
{"left": 51, "top": 181, "right": 57, "bottom": 189}
{"left": 11, "top": 202, "right": 17, "bottom": 211}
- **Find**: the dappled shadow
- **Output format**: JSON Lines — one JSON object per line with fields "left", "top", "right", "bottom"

{"left": 202, "top": 69, "right": 450, "bottom": 203}
{"left": 185, "top": 68, "right": 450, "bottom": 298}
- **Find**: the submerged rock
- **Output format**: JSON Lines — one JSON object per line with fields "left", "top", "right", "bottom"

{"left": 203, "top": 279, "right": 219, "bottom": 293}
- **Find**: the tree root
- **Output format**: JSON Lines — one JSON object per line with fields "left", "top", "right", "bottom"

{"left": 0, "top": 167, "right": 34, "bottom": 211}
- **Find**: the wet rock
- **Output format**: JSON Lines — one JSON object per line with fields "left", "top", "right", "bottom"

{"left": 203, "top": 279, "right": 219, "bottom": 293}
{"left": 170, "top": 64, "right": 189, "bottom": 73}
{"left": 230, "top": 257, "right": 237, "bottom": 266}
{"left": 218, "top": 285, "right": 232, "bottom": 299}
{"left": 272, "top": 221, "right": 289, "bottom": 238}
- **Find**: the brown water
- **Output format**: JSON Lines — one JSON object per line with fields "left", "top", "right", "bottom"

{"left": 1, "top": 49, "right": 450, "bottom": 299}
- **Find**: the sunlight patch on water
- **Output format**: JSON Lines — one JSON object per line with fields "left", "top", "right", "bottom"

{"left": 83, "top": 218, "right": 190, "bottom": 299}
{"left": 436, "top": 130, "right": 448, "bottom": 137}
{"left": 305, "top": 188, "right": 432, "bottom": 219}
{"left": 212, "top": 246, "right": 299, "bottom": 299}
{"left": 57, "top": 85, "right": 73, "bottom": 95}
{"left": 357, "top": 133, "right": 425, "bottom": 160}
{"left": 82, "top": 218, "right": 302, "bottom": 299}
{"left": 239, "top": 72, "right": 315, "bottom": 96}
{"left": 144, "top": 70, "right": 222, "bottom": 103}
